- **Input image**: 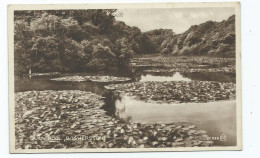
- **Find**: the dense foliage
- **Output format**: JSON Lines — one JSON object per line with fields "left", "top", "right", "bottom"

{"left": 14, "top": 10, "right": 152, "bottom": 75}
{"left": 143, "top": 15, "right": 235, "bottom": 56}
{"left": 14, "top": 10, "right": 235, "bottom": 76}
{"left": 142, "top": 29, "right": 175, "bottom": 54}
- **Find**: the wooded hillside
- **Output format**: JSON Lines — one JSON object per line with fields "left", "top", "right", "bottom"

{"left": 143, "top": 15, "right": 235, "bottom": 56}
{"left": 14, "top": 10, "right": 235, "bottom": 76}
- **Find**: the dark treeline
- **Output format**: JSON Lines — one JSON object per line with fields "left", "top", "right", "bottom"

{"left": 143, "top": 15, "right": 235, "bottom": 56}
{"left": 14, "top": 10, "right": 155, "bottom": 75}
{"left": 14, "top": 10, "right": 235, "bottom": 76}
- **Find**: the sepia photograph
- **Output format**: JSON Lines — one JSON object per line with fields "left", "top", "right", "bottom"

{"left": 8, "top": 3, "right": 241, "bottom": 153}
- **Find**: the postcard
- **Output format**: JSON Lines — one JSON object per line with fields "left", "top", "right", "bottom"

{"left": 8, "top": 2, "right": 241, "bottom": 153}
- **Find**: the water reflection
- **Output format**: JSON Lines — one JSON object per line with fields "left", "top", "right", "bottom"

{"left": 108, "top": 93, "right": 236, "bottom": 146}
{"left": 102, "top": 91, "right": 133, "bottom": 122}
{"left": 182, "top": 72, "right": 236, "bottom": 83}
{"left": 140, "top": 72, "right": 191, "bottom": 82}
{"left": 139, "top": 71, "right": 235, "bottom": 83}
{"left": 15, "top": 77, "right": 109, "bottom": 96}
{"left": 15, "top": 70, "right": 237, "bottom": 146}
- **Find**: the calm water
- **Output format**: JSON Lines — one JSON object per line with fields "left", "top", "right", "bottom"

{"left": 15, "top": 69, "right": 236, "bottom": 146}
{"left": 140, "top": 72, "right": 191, "bottom": 82}
{"left": 105, "top": 93, "right": 236, "bottom": 146}
{"left": 138, "top": 71, "right": 236, "bottom": 83}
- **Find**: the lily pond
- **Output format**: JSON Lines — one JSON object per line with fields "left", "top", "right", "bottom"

{"left": 15, "top": 57, "right": 236, "bottom": 149}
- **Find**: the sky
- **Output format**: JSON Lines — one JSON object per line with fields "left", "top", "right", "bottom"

{"left": 115, "top": 8, "right": 235, "bottom": 34}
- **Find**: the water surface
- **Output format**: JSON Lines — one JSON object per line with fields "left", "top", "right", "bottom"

{"left": 106, "top": 93, "right": 236, "bottom": 146}
{"left": 138, "top": 71, "right": 235, "bottom": 83}
{"left": 15, "top": 69, "right": 237, "bottom": 146}
{"left": 140, "top": 72, "right": 191, "bottom": 82}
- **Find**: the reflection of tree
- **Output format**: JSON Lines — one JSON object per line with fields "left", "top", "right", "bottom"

{"left": 133, "top": 68, "right": 177, "bottom": 82}
{"left": 102, "top": 91, "right": 131, "bottom": 122}
{"left": 72, "top": 82, "right": 107, "bottom": 96}
{"left": 114, "top": 92, "right": 127, "bottom": 117}
{"left": 115, "top": 105, "right": 126, "bottom": 117}
{"left": 114, "top": 93, "right": 132, "bottom": 122}
{"left": 117, "top": 67, "right": 134, "bottom": 77}
{"left": 133, "top": 72, "right": 142, "bottom": 82}
{"left": 102, "top": 91, "right": 116, "bottom": 116}
{"left": 102, "top": 91, "right": 125, "bottom": 117}
{"left": 125, "top": 116, "right": 132, "bottom": 122}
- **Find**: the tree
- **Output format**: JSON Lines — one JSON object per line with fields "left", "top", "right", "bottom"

{"left": 14, "top": 9, "right": 147, "bottom": 75}
{"left": 14, "top": 19, "right": 33, "bottom": 75}
{"left": 31, "top": 36, "right": 62, "bottom": 72}
{"left": 116, "top": 38, "right": 134, "bottom": 67}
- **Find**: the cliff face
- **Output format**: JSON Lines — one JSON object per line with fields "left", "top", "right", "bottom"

{"left": 143, "top": 15, "right": 236, "bottom": 57}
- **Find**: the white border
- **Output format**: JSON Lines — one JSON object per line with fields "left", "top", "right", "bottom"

{"left": 7, "top": 1, "right": 242, "bottom": 154}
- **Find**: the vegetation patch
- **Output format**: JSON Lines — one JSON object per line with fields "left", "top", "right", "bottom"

{"left": 51, "top": 76, "right": 86, "bottom": 82}
{"left": 131, "top": 56, "right": 235, "bottom": 68}
{"left": 143, "top": 15, "right": 235, "bottom": 56}
{"left": 31, "top": 72, "right": 60, "bottom": 76}
{"left": 51, "top": 76, "right": 131, "bottom": 82}
{"left": 14, "top": 10, "right": 148, "bottom": 76}
{"left": 14, "top": 11, "right": 235, "bottom": 76}
{"left": 84, "top": 76, "right": 132, "bottom": 82}
{"left": 105, "top": 81, "right": 236, "bottom": 103}
{"left": 144, "top": 67, "right": 235, "bottom": 73}
{"left": 15, "top": 90, "right": 213, "bottom": 149}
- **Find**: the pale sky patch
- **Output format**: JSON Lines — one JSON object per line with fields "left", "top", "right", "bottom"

{"left": 115, "top": 8, "right": 235, "bottom": 34}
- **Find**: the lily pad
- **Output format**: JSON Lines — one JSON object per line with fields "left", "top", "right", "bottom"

{"left": 51, "top": 75, "right": 131, "bottom": 82}
{"left": 105, "top": 81, "right": 236, "bottom": 103}
{"left": 15, "top": 90, "right": 214, "bottom": 149}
